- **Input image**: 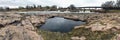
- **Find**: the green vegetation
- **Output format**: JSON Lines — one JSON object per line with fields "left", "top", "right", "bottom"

{"left": 38, "top": 30, "right": 71, "bottom": 40}
{"left": 71, "top": 27, "right": 119, "bottom": 40}
{"left": 108, "top": 10, "right": 120, "bottom": 13}
{"left": 101, "top": 0, "right": 120, "bottom": 7}
{"left": 37, "top": 27, "right": 120, "bottom": 40}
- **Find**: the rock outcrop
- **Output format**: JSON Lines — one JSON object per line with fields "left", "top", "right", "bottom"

{"left": 1, "top": 13, "right": 120, "bottom": 40}
{"left": 0, "top": 13, "right": 44, "bottom": 40}
{"left": 0, "top": 25, "right": 43, "bottom": 40}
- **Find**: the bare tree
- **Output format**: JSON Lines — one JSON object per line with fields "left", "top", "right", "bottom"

{"left": 68, "top": 4, "right": 77, "bottom": 12}
{"left": 0, "top": 7, "right": 4, "bottom": 11}
{"left": 19, "top": 6, "right": 24, "bottom": 9}
{"left": 44, "top": 6, "right": 50, "bottom": 11}
{"left": 101, "top": 1, "right": 114, "bottom": 7}
{"left": 33, "top": 4, "right": 36, "bottom": 8}
{"left": 26, "top": 5, "right": 31, "bottom": 9}
{"left": 50, "top": 5, "right": 57, "bottom": 11}
{"left": 116, "top": 0, "right": 120, "bottom": 7}
{"left": 37, "top": 5, "right": 42, "bottom": 9}
{"left": 5, "top": 7, "right": 10, "bottom": 11}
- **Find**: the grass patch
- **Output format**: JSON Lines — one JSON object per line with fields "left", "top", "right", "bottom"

{"left": 70, "top": 27, "right": 120, "bottom": 40}
{"left": 108, "top": 10, "right": 120, "bottom": 13}
{"left": 38, "top": 30, "right": 71, "bottom": 40}
{"left": 38, "top": 27, "right": 120, "bottom": 40}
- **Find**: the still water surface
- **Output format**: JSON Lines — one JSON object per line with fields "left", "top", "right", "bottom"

{"left": 40, "top": 17, "right": 86, "bottom": 32}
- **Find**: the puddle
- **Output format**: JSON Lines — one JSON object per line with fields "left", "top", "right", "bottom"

{"left": 40, "top": 17, "right": 86, "bottom": 32}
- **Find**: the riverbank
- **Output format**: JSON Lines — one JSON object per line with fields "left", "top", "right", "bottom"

{"left": 0, "top": 13, "right": 120, "bottom": 40}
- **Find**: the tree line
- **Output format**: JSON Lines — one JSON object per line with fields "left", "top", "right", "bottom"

{"left": 1, "top": 0, "right": 119, "bottom": 12}
{"left": 101, "top": 0, "right": 120, "bottom": 11}
{"left": 0, "top": 4, "right": 78, "bottom": 12}
{"left": 20, "top": 4, "right": 77, "bottom": 12}
{"left": 102, "top": 0, "right": 120, "bottom": 7}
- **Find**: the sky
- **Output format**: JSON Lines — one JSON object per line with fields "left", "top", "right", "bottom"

{"left": 0, "top": 0, "right": 116, "bottom": 8}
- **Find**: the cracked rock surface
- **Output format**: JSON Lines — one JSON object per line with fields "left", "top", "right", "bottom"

{"left": 0, "top": 13, "right": 44, "bottom": 40}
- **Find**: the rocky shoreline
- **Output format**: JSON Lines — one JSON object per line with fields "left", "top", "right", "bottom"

{"left": 0, "top": 13, "right": 120, "bottom": 40}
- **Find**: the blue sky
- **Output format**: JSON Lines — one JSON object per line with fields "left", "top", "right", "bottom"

{"left": 0, "top": 0, "right": 116, "bottom": 8}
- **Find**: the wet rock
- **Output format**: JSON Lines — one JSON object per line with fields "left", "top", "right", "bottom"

{"left": 49, "top": 16, "right": 56, "bottom": 18}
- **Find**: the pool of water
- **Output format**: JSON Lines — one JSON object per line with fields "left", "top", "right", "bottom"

{"left": 40, "top": 17, "right": 86, "bottom": 32}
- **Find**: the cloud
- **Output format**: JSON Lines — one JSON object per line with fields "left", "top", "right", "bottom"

{"left": 0, "top": 0, "right": 116, "bottom": 7}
